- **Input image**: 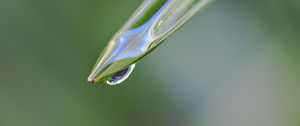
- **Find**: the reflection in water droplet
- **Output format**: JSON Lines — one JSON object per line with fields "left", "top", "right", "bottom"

{"left": 106, "top": 64, "right": 136, "bottom": 85}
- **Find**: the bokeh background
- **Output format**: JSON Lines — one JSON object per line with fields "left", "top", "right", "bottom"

{"left": 1, "top": 0, "right": 300, "bottom": 126}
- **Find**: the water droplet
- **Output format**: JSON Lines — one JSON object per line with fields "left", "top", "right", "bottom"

{"left": 106, "top": 64, "right": 136, "bottom": 85}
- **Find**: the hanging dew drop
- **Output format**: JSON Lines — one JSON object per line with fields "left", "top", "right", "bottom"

{"left": 106, "top": 64, "right": 136, "bottom": 85}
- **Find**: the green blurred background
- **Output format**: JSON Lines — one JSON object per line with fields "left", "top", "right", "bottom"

{"left": 1, "top": 0, "right": 300, "bottom": 126}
